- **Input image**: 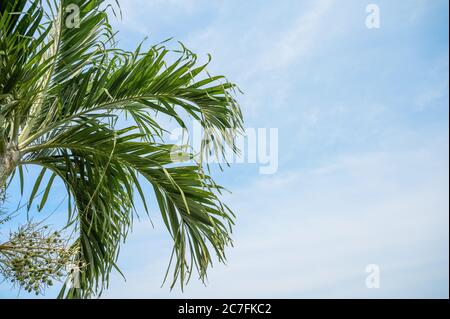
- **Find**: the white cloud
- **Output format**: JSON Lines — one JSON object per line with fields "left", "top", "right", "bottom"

{"left": 414, "top": 54, "right": 449, "bottom": 110}
{"left": 173, "top": 0, "right": 338, "bottom": 117}
{"left": 108, "top": 0, "right": 219, "bottom": 37}
{"left": 256, "top": 0, "right": 335, "bottom": 72}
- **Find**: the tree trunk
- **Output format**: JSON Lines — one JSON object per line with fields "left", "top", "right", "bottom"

{"left": 0, "top": 146, "right": 19, "bottom": 189}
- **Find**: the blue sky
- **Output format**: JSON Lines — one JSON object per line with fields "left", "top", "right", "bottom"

{"left": 0, "top": 0, "right": 448, "bottom": 298}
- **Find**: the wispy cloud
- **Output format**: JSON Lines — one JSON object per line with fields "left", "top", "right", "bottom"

{"left": 256, "top": 0, "right": 335, "bottom": 71}
{"left": 414, "top": 53, "right": 449, "bottom": 110}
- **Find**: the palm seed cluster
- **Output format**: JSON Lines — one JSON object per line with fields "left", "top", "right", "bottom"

{"left": 0, "top": 223, "right": 76, "bottom": 295}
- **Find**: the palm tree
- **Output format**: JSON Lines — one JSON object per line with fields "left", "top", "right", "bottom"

{"left": 0, "top": 0, "right": 243, "bottom": 298}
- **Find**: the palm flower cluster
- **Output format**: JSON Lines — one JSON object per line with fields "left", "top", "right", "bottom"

{"left": 0, "top": 223, "right": 76, "bottom": 295}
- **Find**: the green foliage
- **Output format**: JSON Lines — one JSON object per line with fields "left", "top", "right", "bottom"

{"left": 0, "top": 0, "right": 243, "bottom": 298}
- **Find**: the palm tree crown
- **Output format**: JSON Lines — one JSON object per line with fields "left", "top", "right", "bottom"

{"left": 0, "top": 0, "right": 243, "bottom": 298}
